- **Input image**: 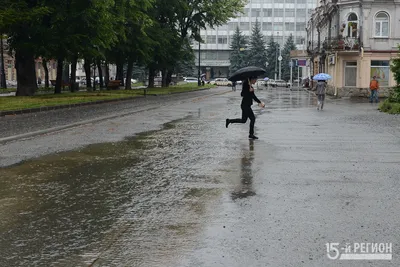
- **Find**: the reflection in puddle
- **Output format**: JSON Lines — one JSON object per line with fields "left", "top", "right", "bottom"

{"left": 231, "top": 140, "right": 256, "bottom": 200}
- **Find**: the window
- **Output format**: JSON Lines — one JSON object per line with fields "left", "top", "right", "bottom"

{"left": 286, "top": 0, "right": 295, "bottom": 3}
{"left": 274, "top": 23, "right": 283, "bottom": 31}
{"left": 297, "top": 9, "right": 306, "bottom": 17}
{"left": 206, "top": 35, "right": 216, "bottom": 44}
{"left": 296, "top": 22, "right": 306, "bottom": 31}
{"left": 285, "top": 22, "right": 295, "bottom": 31}
{"left": 218, "top": 51, "right": 230, "bottom": 60}
{"left": 371, "top": 60, "right": 390, "bottom": 86}
{"left": 263, "top": 8, "right": 272, "bottom": 17}
{"left": 251, "top": 9, "right": 261, "bottom": 17}
{"left": 274, "top": 9, "right": 284, "bottom": 17}
{"left": 240, "top": 22, "right": 249, "bottom": 31}
{"left": 218, "top": 24, "right": 228, "bottom": 30}
{"left": 262, "top": 22, "right": 272, "bottom": 31}
{"left": 347, "top": 13, "right": 358, "bottom": 38}
{"left": 229, "top": 22, "right": 238, "bottom": 30}
{"left": 205, "top": 51, "right": 217, "bottom": 60}
{"left": 344, "top": 62, "right": 357, "bottom": 87}
{"left": 217, "top": 36, "right": 228, "bottom": 44}
{"left": 285, "top": 9, "right": 295, "bottom": 18}
{"left": 374, "top": 12, "right": 389, "bottom": 37}
{"left": 297, "top": 0, "right": 306, "bottom": 3}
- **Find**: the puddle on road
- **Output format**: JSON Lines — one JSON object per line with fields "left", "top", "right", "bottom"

{"left": 0, "top": 87, "right": 298, "bottom": 266}
{"left": 0, "top": 115, "right": 249, "bottom": 267}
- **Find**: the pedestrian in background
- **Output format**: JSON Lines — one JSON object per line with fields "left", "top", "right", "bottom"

{"left": 226, "top": 77, "right": 265, "bottom": 139}
{"left": 369, "top": 76, "right": 379, "bottom": 103}
{"left": 316, "top": 80, "right": 326, "bottom": 110}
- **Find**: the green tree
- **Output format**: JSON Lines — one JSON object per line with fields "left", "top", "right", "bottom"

{"left": 391, "top": 47, "right": 400, "bottom": 86}
{"left": 147, "top": 0, "right": 247, "bottom": 86}
{"left": 281, "top": 34, "right": 298, "bottom": 81}
{"left": 390, "top": 46, "right": 400, "bottom": 102}
{"left": 265, "top": 36, "right": 280, "bottom": 79}
{"left": 248, "top": 21, "right": 267, "bottom": 70}
{"left": 2, "top": 1, "right": 50, "bottom": 96}
{"left": 229, "top": 26, "right": 248, "bottom": 74}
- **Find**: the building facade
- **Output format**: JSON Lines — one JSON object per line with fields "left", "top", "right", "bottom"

{"left": 307, "top": 0, "right": 400, "bottom": 97}
{"left": 194, "top": 0, "right": 317, "bottom": 80}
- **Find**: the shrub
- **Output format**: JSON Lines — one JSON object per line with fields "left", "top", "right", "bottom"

{"left": 388, "top": 87, "right": 400, "bottom": 103}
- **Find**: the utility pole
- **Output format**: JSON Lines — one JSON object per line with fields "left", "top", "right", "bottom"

{"left": 0, "top": 35, "right": 6, "bottom": 89}
{"left": 274, "top": 46, "right": 278, "bottom": 80}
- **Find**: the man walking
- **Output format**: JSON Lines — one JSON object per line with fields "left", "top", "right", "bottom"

{"left": 369, "top": 76, "right": 379, "bottom": 103}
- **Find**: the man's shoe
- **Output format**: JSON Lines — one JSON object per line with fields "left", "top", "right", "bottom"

{"left": 249, "top": 135, "right": 258, "bottom": 139}
{"left": 226, "top": 119, "right": 230, "bottom": 128}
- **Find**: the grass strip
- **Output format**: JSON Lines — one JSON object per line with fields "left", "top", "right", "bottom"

{"left": 0, "top": 84, "right": 216, "bottom": 111}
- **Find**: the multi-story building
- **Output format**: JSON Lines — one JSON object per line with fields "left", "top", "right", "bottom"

{"left": 193, "top": 0, "right": 317, "bottom": 80}
{"left": 306, "top": 0, "right": 400, "bottom": 97}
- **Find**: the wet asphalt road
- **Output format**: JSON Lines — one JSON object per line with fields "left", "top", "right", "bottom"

{"left": 1, "top": 87, "right": 400, "bottom": 267}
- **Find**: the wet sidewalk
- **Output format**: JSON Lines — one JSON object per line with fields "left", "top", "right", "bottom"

{"left": 1, "top": 87, "right": 399, "bottom": 267}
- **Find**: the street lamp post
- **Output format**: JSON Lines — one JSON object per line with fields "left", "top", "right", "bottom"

{"left": 274, "top": 46, "right": 278, "bottom": 80}
{"left": 278, "top": 48, "right": 282, "bottom": 80}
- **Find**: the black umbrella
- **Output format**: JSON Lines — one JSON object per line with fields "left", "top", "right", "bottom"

{"left": 228, "top": 66, "right": 266, "bottom": 82}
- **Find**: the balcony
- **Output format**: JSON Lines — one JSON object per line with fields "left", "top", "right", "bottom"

{"left": 324, "top": 37, "right": 360, "bottom": 52}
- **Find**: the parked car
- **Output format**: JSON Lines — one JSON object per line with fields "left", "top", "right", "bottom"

{"left": 184, "top": 77, "right": 198, "bottom": 83}
{"left": 256, "top": 79, "right": 266, "bottom": 89}
{"left": 210, "top": 78, "right": 232, "bottom": 86}
{"left": 266, "top": 79, "right": 276, "bottom": 87}
{"left": 268, "top": 79, "right": 290, "bottom": 88}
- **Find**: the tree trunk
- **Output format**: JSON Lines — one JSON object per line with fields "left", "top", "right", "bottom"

{"left": 15, "top": 49, "right": 37, "bottom": 96}
{"left": 55, "top": 58, "right": 63, "bottom": 94}
{"left": 104, "top": 62, "right": 110, "bottom": 87}
{"left": 97, "top": 60, "right": 104, "bottom": 89}
{"left": 116, "top": 60, "right": 124, "bottom": 87}
{"left": 70, "top": 56, "right": 78, "bottom": 92}
{"left": 84, "top": 58, "right": 91, "bottom": 88}
{"left": 42, "top": 59, "right": 49, "bottom": 88}
{"left": 125, "top": 59, "right": 134, "bottom": 90}
{"left": 161, "top": 68, "right": 167, "bottom": 87}
{"left": 148, "top": 66, "right": 155, "bottom": 88}
{"left": 166, "top": 70, "right": 173, "bottom": 87}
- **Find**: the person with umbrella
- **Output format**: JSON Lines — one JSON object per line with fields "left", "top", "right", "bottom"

{"left": 225, "top": 76, "right": 265, "bottom": 139}
{"left": 313, "top": 73, "right": 331, "bottom": 110}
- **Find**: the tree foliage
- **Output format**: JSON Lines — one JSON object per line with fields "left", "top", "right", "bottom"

{"left": 229, "top": 26, "right": 248, "bottom": 74}
{"left": 2, "top": 0, "right": 245, "bottom": 95}
{"left": 391, "top": 46, "right": 400, "bottom": 87}
{"left": 248, "top": 21, "right": 267, "bottom": 70}
{"left": 265, "top": 36, "right": 280, "bottom": 79}
{"left": 281, "top": 34, "right": 298, "bottom": 81}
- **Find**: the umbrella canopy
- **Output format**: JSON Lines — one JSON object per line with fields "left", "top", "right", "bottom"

{"left": 313, "top": 73, "right": 332, "bottom": 80}
{"left": 228, "top": 66, "right": 266, "bottom": 82}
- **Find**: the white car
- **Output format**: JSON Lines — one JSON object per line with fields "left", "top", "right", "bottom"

{"left": 210, "top": 78, "right": 232, "bottom": 86}
{"left": 184, "top": 77, "right": 199, "bottom": 83}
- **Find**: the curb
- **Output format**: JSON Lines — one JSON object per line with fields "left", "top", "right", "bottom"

{"left": 0, "top": 105, "right": 161, "bottom": 144}
{"left": 0, "top": 87, "right": 213, "bottom": 117}
{"left": 0, "top": 88, "right": 226, "bottom": 144}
